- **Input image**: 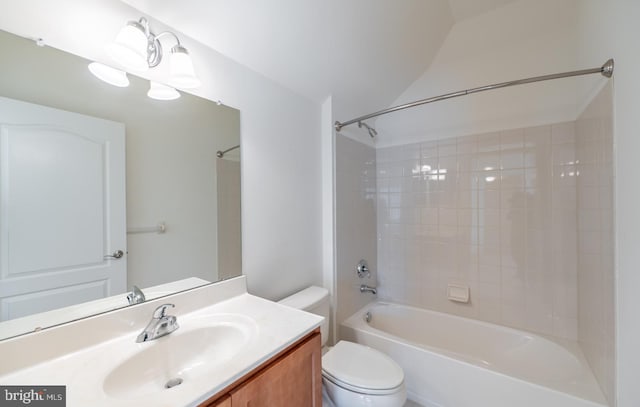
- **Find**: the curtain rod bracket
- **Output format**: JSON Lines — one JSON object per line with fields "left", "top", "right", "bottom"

{"left": 601, "top": 59, "right": 614, "bottom": 78}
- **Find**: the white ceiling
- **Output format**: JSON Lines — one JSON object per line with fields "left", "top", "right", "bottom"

{"left": 376, "top": 0, "right": 593, "bottom": 146}
{"left": 121, "top": 0, "right": 518, "bottom": 118}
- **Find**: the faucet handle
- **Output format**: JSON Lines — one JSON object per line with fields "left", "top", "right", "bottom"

{"left": 356, "top": 260, "right": 371, "bottom": 279}
{"left": 153, "top": 303, "right": 175, "bottom": 318}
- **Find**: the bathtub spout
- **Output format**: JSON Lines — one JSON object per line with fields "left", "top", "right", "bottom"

{"left": 360, "top": 284, "right": 377, "bottom": 295}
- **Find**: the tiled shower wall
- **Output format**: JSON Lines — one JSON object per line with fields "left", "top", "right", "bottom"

{"left": 376, "top": 123, "right": 579, "bottom": 340}
{"left": 576, "top": 82, "right": 615, "bottom": 404}
{"left": 335, "top": 135, "right": 377, "bottom": 328}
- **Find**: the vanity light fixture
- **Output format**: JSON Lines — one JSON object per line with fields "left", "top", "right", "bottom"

{"left": 106, "top": 17, "right": 201, "bottom": 88}
{"left": 88, "top": 62, "right": 130, "bottom": 87}
{"left": 101, "top": 16, "right": 201, "bottom": 99}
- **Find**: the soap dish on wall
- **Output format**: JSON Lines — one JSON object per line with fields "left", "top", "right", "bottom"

{"left": 447, "top": 284, "right": 470, "bottom": 303}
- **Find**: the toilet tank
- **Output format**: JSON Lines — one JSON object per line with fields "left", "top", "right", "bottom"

{"left": 278, "top": 286, "right": 330, "bottom": 347}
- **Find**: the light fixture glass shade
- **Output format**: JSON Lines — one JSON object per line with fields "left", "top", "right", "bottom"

{"left": 88, "top": 62, "right": 130, "bottom": 87}
{"left": 147, "top": 81, "right": 180, "bottom": 100}
{"left": 168, "top": 46, "right": 201, "bottom": 88}
{"left": 106, "top": 21, "right": 149, "bottom": 71}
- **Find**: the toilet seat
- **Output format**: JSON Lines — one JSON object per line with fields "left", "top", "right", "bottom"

{"left": 322, "top": 341, "right": 404, "bottom": 395}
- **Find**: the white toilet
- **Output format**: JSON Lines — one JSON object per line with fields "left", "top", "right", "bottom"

{"left": 279, "top": 286, "right": 407, "bottom": 407}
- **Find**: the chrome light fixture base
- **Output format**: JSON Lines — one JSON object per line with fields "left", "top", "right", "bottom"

{"left": 106, "top": 17, "right": 201, "bottom": 90}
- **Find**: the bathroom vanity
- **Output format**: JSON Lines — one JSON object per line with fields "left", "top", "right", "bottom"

{"left": 0, "top": 276, "right": 323, "bottom": 407}
{"left": 201, "top": 330, "right": 321, "bottom": 406}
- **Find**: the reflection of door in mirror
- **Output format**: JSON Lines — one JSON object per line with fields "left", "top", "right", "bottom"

{"left": 0, "top": 96, "right": 126, "bottom": 321}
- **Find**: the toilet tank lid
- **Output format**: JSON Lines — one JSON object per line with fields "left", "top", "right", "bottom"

{"left": 278, "top": 286, "right": 329, "bottom": 310}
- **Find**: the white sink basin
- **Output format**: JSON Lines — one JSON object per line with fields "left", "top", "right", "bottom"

{"left": 103, "top": 314, "right": 257, "bottom": 399}
{"left": 0, "top": 279, "right": 324, "bottom": 407}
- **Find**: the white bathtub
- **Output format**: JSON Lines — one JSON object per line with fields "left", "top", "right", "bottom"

{"left": 340, "top": 302, "right": 608, "bottom": 407}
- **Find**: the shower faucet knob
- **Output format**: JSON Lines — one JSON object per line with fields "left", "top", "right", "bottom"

{"left": 356, "top": 260, "right": 370, "bottom": 278}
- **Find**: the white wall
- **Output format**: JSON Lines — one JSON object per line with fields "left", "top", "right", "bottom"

{"left": 576, "top": 82, "right": 615, "bottom": 405}
{"left": 576, "top": 1, "right": 640, "bottom": 406}
{"left": 0, "top": 0, "right": 324, "bottom": 301}
{"left": 321, "top": 96, "right": 338, "bottom": 343}
{"left": 233, "top": 59, "right": 323, "bottom": 301}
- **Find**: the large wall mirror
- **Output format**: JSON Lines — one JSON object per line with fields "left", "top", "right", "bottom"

{"left": 0, "top": 29, "right": 242, "bottom": 340}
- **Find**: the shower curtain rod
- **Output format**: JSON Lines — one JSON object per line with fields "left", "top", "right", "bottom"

{"left": 334, "top": 59, "right": 614, "bottom": 132}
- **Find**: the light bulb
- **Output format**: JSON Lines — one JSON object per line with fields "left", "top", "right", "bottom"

{"left": 106, "top": 21, "right": 149, "bottom": 71}
{"left": 168, "top": 45, "right": 201, "bottom": 89}
{"left": 147, "top": 81, "right": 180, "bottom": 100}
{"left": 88, "top": 62, "right": 130, "bottom": 87}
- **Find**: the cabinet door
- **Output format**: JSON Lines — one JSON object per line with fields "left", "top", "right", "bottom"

{"left": 231, "top": 333, "right": 322, "bottom": 407}
{"left": 206, "top": 395, "right": 231, "bottom": 407}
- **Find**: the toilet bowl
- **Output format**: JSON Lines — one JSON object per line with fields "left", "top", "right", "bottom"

{"left": 278, "top": 286, "right": 406, "bottom": 407}
{"left": 322, "top": 340, "right": 406, "bottom": 406}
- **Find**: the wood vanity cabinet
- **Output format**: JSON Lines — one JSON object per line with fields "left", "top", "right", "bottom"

{"left": 207, "top": 395, "right": 231, "bottom": 407}
{"left": 200, "top": 329, "right": 322, "bottom": 407}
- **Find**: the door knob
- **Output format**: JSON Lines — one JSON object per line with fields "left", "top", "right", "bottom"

{"left": 104, "top": 250, "right": 125, "bottom": 259}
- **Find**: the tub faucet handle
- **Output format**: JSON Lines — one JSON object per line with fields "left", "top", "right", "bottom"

{"left": 356, "top": 260, "right": 371, "bottom": 278}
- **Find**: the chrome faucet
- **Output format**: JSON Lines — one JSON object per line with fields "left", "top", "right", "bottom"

{"left": 136, "top": 303, "right": 179, "bottom": 343}
{"left": 126, "top": 285, "right": 146, "bottom": 305}
{"left": 360, "top": 284, "right": 377, "bottom": 295}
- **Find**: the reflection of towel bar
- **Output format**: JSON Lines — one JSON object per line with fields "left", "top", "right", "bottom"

{"left": 127, "top": 222, "right": 166, "bottom": 234}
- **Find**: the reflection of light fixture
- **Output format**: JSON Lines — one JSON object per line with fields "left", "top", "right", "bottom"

{"left": 88, "top": 62, "right": 130, "bottom": 87}
{"left": 91, "top": 17, "right": 202, "bottom": 100}
{"left": 147, "top": 81, "right": 180, "bottom": 100}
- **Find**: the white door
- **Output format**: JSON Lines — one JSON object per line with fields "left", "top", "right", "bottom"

{"left": 0, "top": 96, "right": 126, "bottom": 321}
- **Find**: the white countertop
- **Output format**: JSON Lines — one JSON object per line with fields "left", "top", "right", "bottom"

{"left": 0, "top": 277, "right": 323, "bottom": 407}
